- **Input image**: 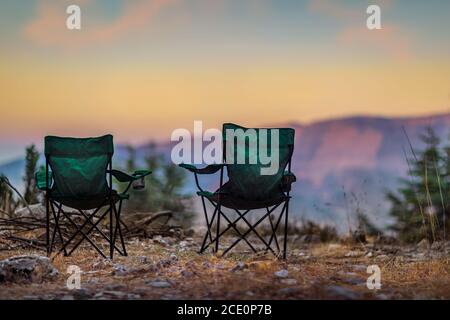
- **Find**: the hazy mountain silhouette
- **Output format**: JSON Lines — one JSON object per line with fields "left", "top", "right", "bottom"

{"left": 2, "top": 113, "right": 450, "bottom": 231}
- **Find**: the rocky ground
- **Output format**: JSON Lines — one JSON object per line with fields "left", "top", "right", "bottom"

{"left": 0, "top": 235, "right": 449, "bottom": 300}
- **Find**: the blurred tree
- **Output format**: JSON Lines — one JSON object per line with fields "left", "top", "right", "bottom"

{"left": 115, "top": 142, "right": 195, "bottom": 231}
{"left": 387, "top": 128, "right": 449, "bottom": 242}
{"left": 23, "top": 144, "right": 40, "bottom": 205}
{"left": 122, "top": 142, "right": 191, "bottom": 215}
{"left": 0, "top": 174, "right": 17, "bottom": 214}
{"left": 125, "top": 145, "right": 136, "bottom": 173}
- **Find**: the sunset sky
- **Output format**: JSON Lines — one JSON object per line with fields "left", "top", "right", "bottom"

{"left": 0, "top": 0, "right": 449, "bottom": 163}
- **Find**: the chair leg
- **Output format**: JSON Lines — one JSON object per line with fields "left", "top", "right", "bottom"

{"left": 199, "top": 196, "right": 214, "bottom": 252}
{"left": 46, "top": 195, "right": 50, "bottom": 256}
{"left": 61, "top": 208, "right": 109, "bottom": 258}
{"left": 267, "top": 203, "right": 286, "bottom": 251}
{"left": 77, "top": 208, "right": 123, "bottom": 255}
{"left": 49, "top": 203, "right": 57, "bottom": 253}
{"left": 228, "top": 209, "right": 277, "bottom": 256}
{"left": 283, "top": 200, "right": 290, "bottom": 260}
{"left": 268, "top": 211, "right": 280, "bottom": 253}
{"left": 50, "top": 202, "right": 67, "bottom": 256}
{"left": 199, "top": 202, "right": 218, "bottom": 254}
{"left": 221, "top": 203, "right": 282, "bottom": 256}
{"left": 215, "top": 204, "right": 221, "bottom": 253}
{"left": 113, "top": 200, "right": 127, "bottom": 256}
{"left": 109, "top": 203, "right": 114, "bottom": 260}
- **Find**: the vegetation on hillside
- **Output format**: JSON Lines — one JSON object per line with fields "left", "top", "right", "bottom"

{"left": 387, "top": 128, "right": 450, "bottom": 243}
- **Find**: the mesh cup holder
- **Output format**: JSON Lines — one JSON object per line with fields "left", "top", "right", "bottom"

{"left": 132, "top": 176, "right": 145, "bottom": 190}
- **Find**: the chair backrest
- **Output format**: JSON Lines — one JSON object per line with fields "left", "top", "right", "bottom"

{"left": 45, "top": 135, "right": 114, "bottom": 198}
{"left": 222, "top": 123, "right": 295, "bottom": 200}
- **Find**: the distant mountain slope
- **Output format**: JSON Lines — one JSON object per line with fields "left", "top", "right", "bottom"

{"left": 2, "top": 113, "right": 450, "bottom": 231}
{"left": 285, "top": 114, "right": 450, "bottom": 230}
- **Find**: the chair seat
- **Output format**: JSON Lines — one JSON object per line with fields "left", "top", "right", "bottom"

{"left": 49, "top": 190, "right": 128, "bottom": 210}
{"left": 198, "top": 188, "right": 288, "bottom": 210}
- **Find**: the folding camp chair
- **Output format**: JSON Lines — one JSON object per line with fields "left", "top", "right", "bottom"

{"left": 180, "top": 123, "right": 296, "bottom": 259}
{"left": 35, "top": 135, "right": 151, "bottom": 259}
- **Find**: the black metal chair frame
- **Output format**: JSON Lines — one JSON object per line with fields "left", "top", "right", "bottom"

{"left": 44, "top": 156, "right": 132, "bottom": 259}
{"left": 185, "top": 148, "right": 293, "bottom": 259}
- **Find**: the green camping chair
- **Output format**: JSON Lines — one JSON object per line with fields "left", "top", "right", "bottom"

{"left": 180, "top": 123, "right": 296, "bottom": 259}
{"left": 35, "top": 135, "right": 151, "bottom": 259}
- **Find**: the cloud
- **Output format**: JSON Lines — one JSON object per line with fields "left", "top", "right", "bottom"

{"left": 308, "top": 0, "right": 412, "bottom": 59}
{"left": 23, "top": 0, "right": 176, "bottom": 47}
{"left": 308, "top": 0, "right": 359, "bottom": 21}
{"left": 338, "top": 24, "right": 412, "bottom": 60}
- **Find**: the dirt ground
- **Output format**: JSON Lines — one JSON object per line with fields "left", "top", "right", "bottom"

{"left": 0, "top": 236, "right": 449, "bottom": 300}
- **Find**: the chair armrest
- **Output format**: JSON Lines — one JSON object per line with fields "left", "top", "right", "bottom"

{"left": 179, "top": 163, "right": 225, "bottom": 175}
{"left": 281, "top": 172, "right": 296, "bottom": 192}
{"left": 35, "top": 167, "right": 52, "bottom": 191}
{"left": 109, "top": 169, "right": 152, "bottom": 183}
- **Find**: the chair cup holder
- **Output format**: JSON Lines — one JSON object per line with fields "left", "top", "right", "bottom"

{"left": 132, "top": 177, "right": 145, "bottom": 190}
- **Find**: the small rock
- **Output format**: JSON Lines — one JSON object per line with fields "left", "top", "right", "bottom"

{"left": 325, "top": 285, "right": 360, "bottom": 300}
{"left": 337, "top": 272, "right": 364, "bottom": 285}
{"left": 137, "top": 256, "right": 148, "bottom": 264}
{"left": 93, "top": 293, "right": 108, "bottom": 300}
{"left": 146, "top": 280, "right": 172, "bottom": 288}
{"left": 365, "top": 252, "right": 373, "bottom": 258}
{"left": 345, "top": 251, "right": 363, "bottom": 258}
{"left": 163, "top": 237, "right": 176, "bottom": 245}
{"left": 153, "top": 236, "right": 167, "bottom": 246}
{"left": 230, "top": 262, "right": 248, "bottom": 272}
{"left": 169, "top": 253, "right": 178, "bottom": 261}
{"left": 376, "top": 293, "right": 390, "bottom": 300}
{"left": 280, "top": 278, "right": 297, "bottom": 285}
{"left": 352, "top": 265, "right": 367, "bottom": 271}
{"left": 104, "top": 283, "right": 127, "bottom": 291}
{"left": 14, "top": 204, "right": 46, "bottom": 219}
{"left": 278, "top": 287, "right": 300, "bottom": 295}
{"left": 274, "top": 269, "right": 289, "bottom": 278}
{"left": 181, "top": 269, "right": 194, "bottom": 277}
{"left": 92, "top": 259, "right": 110, "bottom": 270}
{"left": 178, "top": 241, "right": 189, "bottom": 248}
{"left": 157, "top": 259, "right": 173, "bottom": 268}
{"left": 127, "top": 293, "right": 141, "bottom": 299}
{"left": 0, "top": 255, "right": 58, "bottom": 283}
{"left": 417, "top": 238, "right": 430, "bottom": 251}
{"left": 112, "top": 264, "right": 129, "bottom": 276}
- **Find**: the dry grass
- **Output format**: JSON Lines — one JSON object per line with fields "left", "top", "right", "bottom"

{"left": 0, "top": 236, "right": 449, "bottom": 300}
